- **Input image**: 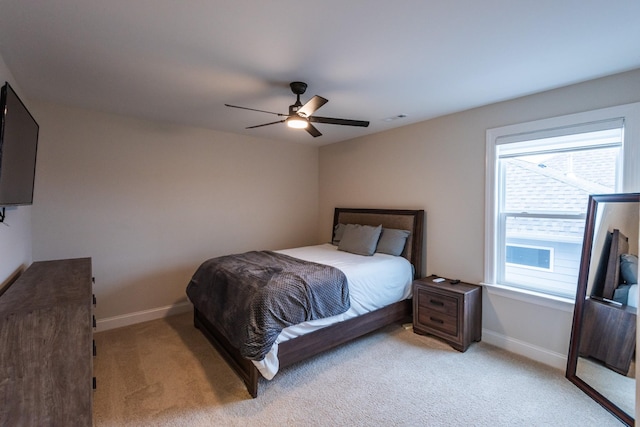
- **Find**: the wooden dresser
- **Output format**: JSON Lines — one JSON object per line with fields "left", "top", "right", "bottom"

{"left": 0, "top": 258, "right": 94, "bottom": 426}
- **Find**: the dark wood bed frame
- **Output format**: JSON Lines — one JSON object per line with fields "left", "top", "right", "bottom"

{"left": 193, "top": 207, "right": 425, "bottom": 397}
{"left": 602, "top": 229, "right": 629, "bottom": 300}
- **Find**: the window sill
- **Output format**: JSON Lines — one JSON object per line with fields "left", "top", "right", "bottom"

{"left": 481, "top": 282, "right": 575, "bottom": 313}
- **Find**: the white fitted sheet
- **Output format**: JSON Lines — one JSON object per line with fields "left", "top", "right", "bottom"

{"left": 253, "top": 243, "right": 414, "bottom": 379}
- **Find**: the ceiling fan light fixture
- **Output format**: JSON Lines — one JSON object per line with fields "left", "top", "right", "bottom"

{"left": 287, "top": 116, "right": 308, "bottom": 129}
{"left": 226, "top": 81, "right": 369, "bottom": 138}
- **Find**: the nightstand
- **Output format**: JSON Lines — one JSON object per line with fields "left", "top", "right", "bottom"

{"left": 413, "top": 275, "right": 482, "bottom": 352}
{"left": 579, "top": 297, "right": 636, "bottom": 375}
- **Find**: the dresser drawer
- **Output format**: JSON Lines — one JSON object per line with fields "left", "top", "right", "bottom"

{"left": 417, "top": 289, "right": 458, "bottom": 317}
{"left": 416, "top": 310, "right": 458, "bottom": 336}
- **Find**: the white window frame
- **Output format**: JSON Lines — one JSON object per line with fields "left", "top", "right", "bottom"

{"left": 485, "top": 102, "right": 640, "bottom": 306}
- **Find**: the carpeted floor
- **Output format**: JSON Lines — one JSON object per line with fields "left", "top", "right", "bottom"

{"left": 576, "top": 357, "right": 635, "bottom": 417}
{"left": 93, "top": 312, "right": 625, "bottom": 426}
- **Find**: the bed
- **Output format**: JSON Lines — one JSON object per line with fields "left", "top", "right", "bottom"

{"left": 187, "top": 207, "right": 424, "bottom": 397}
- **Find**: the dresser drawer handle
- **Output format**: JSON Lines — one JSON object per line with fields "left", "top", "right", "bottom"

{"left": 92, "top": 315, "right": 96, "bottom": 328}
{"left": 429, "top": 299, "right": 444, "bottom": 306}
{"left": 93, "top": 340, "right": 97, "bottom": 357}
{"left": 93, "top": 377, "right": 97, "bottom": 390}
{"left": 430, "top": 316, "right": 444, "bottom": 324}
{"left": 93, "top": 294, "right": 97, "bottom": 306}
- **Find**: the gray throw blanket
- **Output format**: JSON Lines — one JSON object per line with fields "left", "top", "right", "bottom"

{"left": 186, "top": 251, "right": 350, "bottom": 360}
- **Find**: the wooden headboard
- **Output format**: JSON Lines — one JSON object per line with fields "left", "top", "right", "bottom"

{"left": 333, "top": 208, "right": 425, "bottom": 279}
{"left": 602, "top": 228, "right": 629, "bottom": 299}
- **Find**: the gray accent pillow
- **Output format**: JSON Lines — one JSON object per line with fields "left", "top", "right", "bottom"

{"left": 338, "top": 224, "right": 382, "bottom": 256}
{"left": 376, "top": 228, "right": 411, "bottom": 256}
{"left": 620, "top": 253, "right": 638, "bottom": 284}
{"left": 613, "top": 284, "right": 632, "bottom": 304}
{"left": 332, "top": 223, "right": 346, "bottom": 245}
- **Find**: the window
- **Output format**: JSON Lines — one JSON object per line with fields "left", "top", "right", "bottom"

{"left": 486, "top": 103, "right": 640, "bottom": 300}
{"left": 506, "top": 244, "right": 553, "bottom": 270}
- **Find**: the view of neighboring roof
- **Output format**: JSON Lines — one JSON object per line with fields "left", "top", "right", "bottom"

{"left": 504, "top": 148, "right": 618, "bottom": 240}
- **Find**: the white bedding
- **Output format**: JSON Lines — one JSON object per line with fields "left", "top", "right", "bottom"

{"left": 253, "top": 243, "right": 414, "bottom": 379}
{"left": 628, "top": 284, "right": 638, "bottom": 308}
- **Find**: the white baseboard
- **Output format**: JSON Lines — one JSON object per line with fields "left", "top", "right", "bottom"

{"left": 482, "top": 328, "right": 568, "bottom": 371}
{"left": 95, "top": 301, "right": 193, "bottom": 332}
{"left": 96, "top": 304, "right": 569, "bottom": 372}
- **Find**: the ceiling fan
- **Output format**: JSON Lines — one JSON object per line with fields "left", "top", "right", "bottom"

{"left": 225, "top": 82, "right": 370, "bottom": 137}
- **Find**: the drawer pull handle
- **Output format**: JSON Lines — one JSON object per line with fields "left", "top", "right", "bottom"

{"left": 429, "top": 299, "right": 444, "bottom": 306}
{"left": 430, "top": 317, "right": 444, "bottom": 324}
{"left": 92, "top": 315, "right": 96, "bottom": 328}
{"left": 93, "top": 377, "right": 97, "bottom": 390}
{"left": 93, "top": 294, "right": 97, "bottom": 306}
{"left": 93, "top": 340, "right": 97, "bottom": 357}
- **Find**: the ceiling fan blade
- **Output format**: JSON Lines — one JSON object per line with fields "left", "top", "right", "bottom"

{"left": 225, "top": 104, "right": 284, "bottom": 116}
{"left": 309, "top": 116, "right": 370, "bottom": 127}
{"left": 306, "top": 123, "right": 322, "bottom": 137}
{"left": 246, "top": 120, "right": 286, "bottom": 129}
{"left": 298, "top": 96, "right": 328, "bottom": 117}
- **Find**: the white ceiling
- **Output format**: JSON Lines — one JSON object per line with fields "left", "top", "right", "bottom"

{"left": 0, "top": 1, "right": 639, "bottom": 146}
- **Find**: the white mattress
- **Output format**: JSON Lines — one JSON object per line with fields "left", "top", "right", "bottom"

{"left": 253, "top": 243, "right": 414, "bottom": 379}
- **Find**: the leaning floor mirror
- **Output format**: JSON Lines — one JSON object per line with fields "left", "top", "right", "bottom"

{"left": 567, "top": 193, "right": 640, "bottom": 426}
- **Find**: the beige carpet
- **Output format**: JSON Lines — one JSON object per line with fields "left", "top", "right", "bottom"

{"left": 576, "top": 357, "right": 635, "bottom": 417}
{"left": 94, "top": 312, "right": 624, "bottom": 426}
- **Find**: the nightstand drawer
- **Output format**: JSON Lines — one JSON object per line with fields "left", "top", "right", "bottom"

{"left": 416, "top": 310, "right": 457, "bottom": 336}
{"left": 417, "top": 290, "right": 458, "bottom": 317}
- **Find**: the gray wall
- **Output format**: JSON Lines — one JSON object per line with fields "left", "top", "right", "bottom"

{"left": 30, "top": 102, "right": 320, "bottom": 324}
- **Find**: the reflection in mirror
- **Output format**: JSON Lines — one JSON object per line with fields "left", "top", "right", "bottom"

{"left": 567, "top": 193, "right": 640, "bottom": 426}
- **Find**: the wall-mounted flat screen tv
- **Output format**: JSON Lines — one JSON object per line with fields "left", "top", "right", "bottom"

{"left": 0, "top": 82, "right": 39, "bottom": 206}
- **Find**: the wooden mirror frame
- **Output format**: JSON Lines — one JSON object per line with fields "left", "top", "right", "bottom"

{"left": 566, "top": 193, "right": 640, "bottom": 426}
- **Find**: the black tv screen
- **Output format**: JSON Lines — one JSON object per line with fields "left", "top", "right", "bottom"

{"left": 0, "top": 82, "right": 39, "bottom": 206}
